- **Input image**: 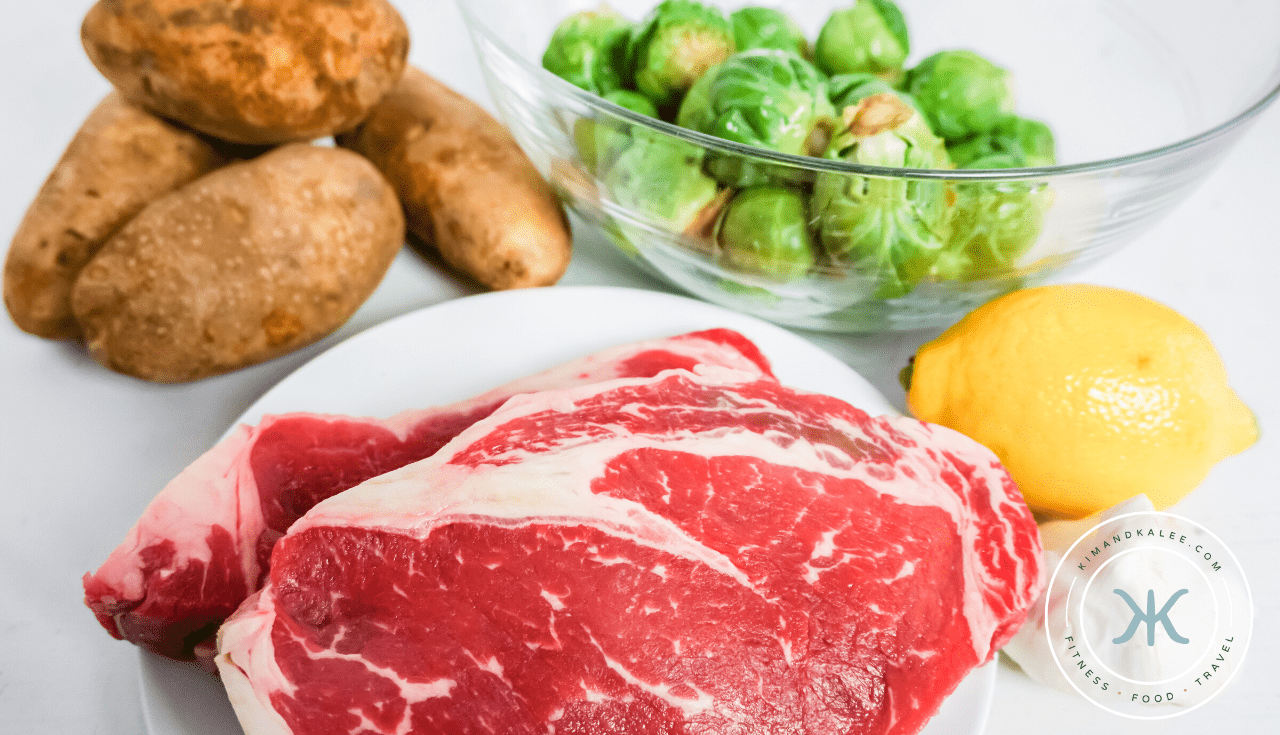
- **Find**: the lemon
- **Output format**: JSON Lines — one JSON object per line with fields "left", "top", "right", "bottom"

{"left": 906, "top": 284, "right": 1258, "bottom": 518}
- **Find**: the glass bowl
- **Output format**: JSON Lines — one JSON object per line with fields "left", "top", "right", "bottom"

{"left": 457, "top": 0, "right": 1280, "bottom": 332}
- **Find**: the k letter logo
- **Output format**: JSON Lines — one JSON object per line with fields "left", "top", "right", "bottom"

{"left": 1112, "top": 589, "right": 1190, "bottom": 646}
{"left": 1043, "top": 509, "right": 1252, "bottom": 718}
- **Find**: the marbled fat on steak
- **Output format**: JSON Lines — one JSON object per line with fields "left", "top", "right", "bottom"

{"left": 83, "top": 330, "right": 774, "bottom": 666}
{"left": 218, "top": 367, "right": 1042, "bottom": 735}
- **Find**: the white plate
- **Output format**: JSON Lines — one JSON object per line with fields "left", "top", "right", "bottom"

{"left": 138, "top": 285, "right": 994, "bottom": 734}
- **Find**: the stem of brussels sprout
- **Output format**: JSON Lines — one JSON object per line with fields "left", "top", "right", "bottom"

{"left": 683, "top": 188, "right": 734, "bottom": 242}
{"left": 843, "top": 93, "right": 914, "bottom": 137}
{"left": 806, "top": 119, "right": 836, "bottom": 157}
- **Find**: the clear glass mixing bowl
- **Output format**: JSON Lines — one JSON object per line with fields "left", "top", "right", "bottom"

{"left": 458, "top": 0, "right": 1280, "bottom": 331}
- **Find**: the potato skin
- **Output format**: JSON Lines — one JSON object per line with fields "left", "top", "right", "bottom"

{"left": 81, "top": 0, "right": 410, "bottom": 144}
{"left": 337, "top": 67, "right": 572, "bottom": 290}
{"left": 4, "top": 93, "right": 228, "bottom": 339}
{"left": 71, "top": 144, "right": 405, "bottom": 383}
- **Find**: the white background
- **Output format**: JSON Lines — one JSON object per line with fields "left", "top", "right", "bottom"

{"left": 0, "top": 1, "right": 1275, "bottom": 734}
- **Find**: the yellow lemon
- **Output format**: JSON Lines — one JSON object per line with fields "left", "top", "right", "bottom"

{"left": 906, "top": 284, "right": 1258, "bottom": 518}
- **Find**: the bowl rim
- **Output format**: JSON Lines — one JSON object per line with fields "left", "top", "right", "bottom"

{"left": 457, "top": 0, "right": 1280, "bottom": 182}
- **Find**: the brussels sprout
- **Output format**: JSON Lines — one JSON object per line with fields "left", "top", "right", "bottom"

{"left": 827, "top": 73, "right": 925, "bottom": 117}
{"left": 605, "top": 135, "right": 722, "bottom": 234}
{"left": 627, "top": 0, "right": 736, "bottom": 107}
{"left": 730, "top": 7, "right": 808, "bottom": 56}
{"left": 605, "top": 89, "right": 661, "bottom": 117}
{"left": 676, "top": 49, "right": 833, "bottom": 153}
{"left": 676, "top": 49, "right": 836, "bottom": 186}
{"left": 813, "top": 0, "right": 910, "bottom": 78}
{"left": 904, "top": 50, "right": 1015, "bottom": 141}
{"left": 541, "top": 6, "right": 635, "bottom": 96}
{"left": 947, "top": 152, "right": 1052, "bottom": 278}
{"left": 716, "top": 186, "right": 816, "bottom": 280}
{"left": 574, "top": 90, "right": 660, "bottom": 175}
{"left": 811, "top": 93, "right": 955, "bottom": 299}
{"left": 674, "top": 63, "right": 720, "bottom": 130}
{"left": 947, "top": 115, "right": 1057, "bottom": 168}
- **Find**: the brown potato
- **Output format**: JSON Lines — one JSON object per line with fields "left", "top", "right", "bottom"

{"left": 4, "top": 93, "right": 229, "bottom": 339}
{"left": 337, "top": 67, "right": 571, "bottom": 290}
{"left": 81, "top": 0, "right": 410, "bottom": 145}
{"left": 71, "top": 144, "right": 405, "bottom": 383}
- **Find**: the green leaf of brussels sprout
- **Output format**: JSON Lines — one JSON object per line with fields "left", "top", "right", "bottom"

{"left": 541, "top": 6, "right": 635, "bottom": 96}
{"left": 627, "top": 0, "right": 736, "bottom": 107}
{"left": 827, "top": 72, "right": 881, "bottom": 104}
{"left": 947, "top": 152, "right": 1053, "bottom": 279}
{"left": 811, "top": 94, "right": 955, "bottom": 299}
{"left": 730, "top": 7, "right": 808, "bottom": 56}
{"left": 573, "top": 90, "right": 660, "bottom": 176}
{"left": 676, "top": 49, "right": 836, "bottom": 186}
{"left": 814, "top": 0, "right": 910, "bottom": 78}
{"left": 947, "top": 115, "right": 1057, "bottom": 168}
{"left": 604, "top": 135, "right": 723, "bottom": 234}
{"left": 905, "top": 50, "right": 1016, "bottom": 141}
{"left": 677, "top": 49, "right": 834, "bottom": 154}
{"left": 716, "top": 186, "right": 816, "bottom": 281}
{"left": 605, "top": 89, "right": 661, "bottom": 117}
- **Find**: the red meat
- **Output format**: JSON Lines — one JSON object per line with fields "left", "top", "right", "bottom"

{"left": 84, "top": 329, "right": 774, "bottom": 667}
{"left": 218, "top": 366, "right": 1042, "bottom": 735}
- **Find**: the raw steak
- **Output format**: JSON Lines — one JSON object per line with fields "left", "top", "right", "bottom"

{"left": 83, "top": 329, "right": 774, "bottom": 666}
{"left": 218, "top": 366, "right": 1042, "bottom": 735}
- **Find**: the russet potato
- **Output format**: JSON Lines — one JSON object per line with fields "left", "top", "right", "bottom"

{"left": 81, "top": 0, "right": 410, "bottom": 144}
{"left": 71, "top": 144, "right": 405, "bottom": 383}
{"left": 337, "top": 67, "right": 572, "bottom": 290}
{"left": 4, "top": 93, "right": 229, "bottom": 339}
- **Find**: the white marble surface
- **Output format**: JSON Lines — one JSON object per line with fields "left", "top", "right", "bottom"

{"left": 0, "top": 2, "right": 1275, "bottom": 734}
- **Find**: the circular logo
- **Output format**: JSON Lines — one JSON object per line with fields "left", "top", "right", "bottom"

{"left": 1044, "top": 511, "right": 1252, "bottom": 718}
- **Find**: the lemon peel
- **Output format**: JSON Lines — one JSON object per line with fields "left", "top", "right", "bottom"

{"left": 906, "top": 284, "right": 1257, "bottom": 518}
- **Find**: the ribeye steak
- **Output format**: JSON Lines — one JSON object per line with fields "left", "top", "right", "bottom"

{"left": 84, "top": 329, "right": 774, "bottom": 666}
{"left": 218, "top": 366, "right": 1042, "bottom": 735}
